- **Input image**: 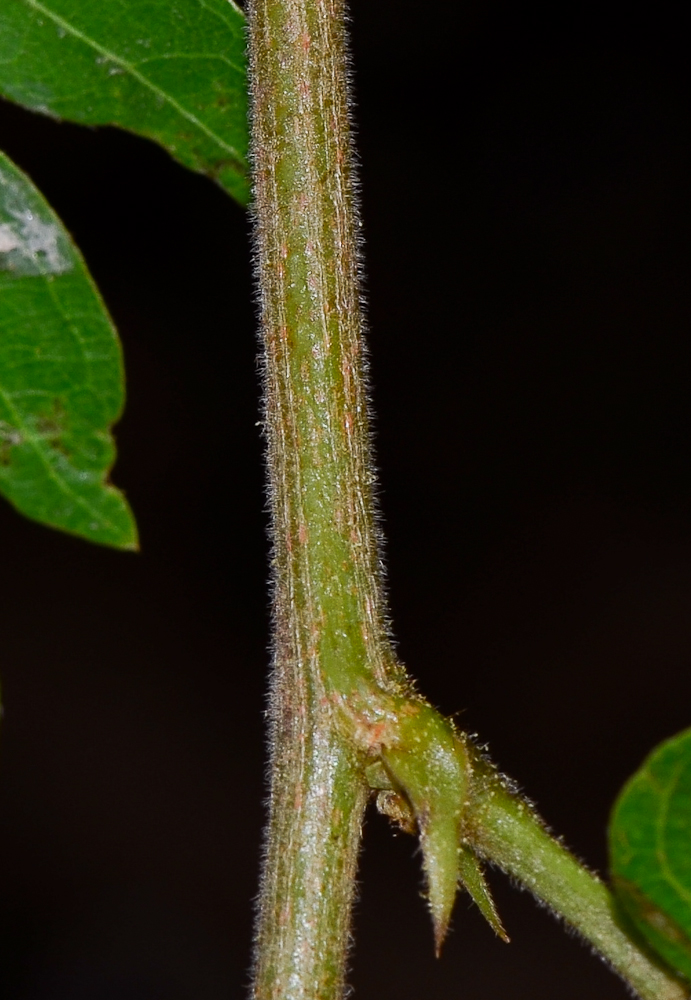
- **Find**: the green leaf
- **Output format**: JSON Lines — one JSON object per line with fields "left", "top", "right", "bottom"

{"left": 609, "top": 727, "right": 691, "bottom": 981}
{"left": 0, "top": 150, "right": 137, "bottom": 549}
{"left": 0, "top": 0, "right": 249, "bottom": 205}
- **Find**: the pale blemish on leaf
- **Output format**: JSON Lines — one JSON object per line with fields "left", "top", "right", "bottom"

{"left": 0, "top": 166, "right": 72, "bottom": 275}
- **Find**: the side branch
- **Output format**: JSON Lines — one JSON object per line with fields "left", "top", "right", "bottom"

{"left": 467, "top": 757, "right": 689, "bottom": 1000}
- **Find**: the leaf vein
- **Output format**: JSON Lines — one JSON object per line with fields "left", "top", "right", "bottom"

{"left": 20, "top": 0, "right": 247, "bottom": 166}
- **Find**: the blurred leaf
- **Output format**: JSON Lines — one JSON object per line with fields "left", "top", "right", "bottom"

{"left": 0, "top": 0, "right": 249, "bottom": 204}
{"left": 0, "top": 150, "right": 137, "bottom": 549}
{"left": 609, "top": 727, "right": 691, "bottom": 981}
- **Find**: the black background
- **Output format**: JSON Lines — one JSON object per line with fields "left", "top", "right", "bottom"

{"left": 2, "top": 1, "right": 691, "bottom": 996}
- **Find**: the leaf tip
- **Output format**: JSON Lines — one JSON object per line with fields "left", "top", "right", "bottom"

{"left": 433, "top": 913, "right": 450, "bottom": 959}
{"left": 458, "top": 844, "right": 509, "bottom": 942}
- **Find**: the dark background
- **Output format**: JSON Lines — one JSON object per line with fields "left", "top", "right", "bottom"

{"left": 2, "top": 1, "right": 691, "bottom": 996}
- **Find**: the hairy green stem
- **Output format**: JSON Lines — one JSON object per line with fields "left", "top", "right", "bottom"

{"left": 468, "top": 758, "right": 689, "bottom": 1000}
{"left": 247, "top": 0, "right": 400, "bottom": 995}
{"left": 246, "top": 0, "right": 690, "bottom": 997}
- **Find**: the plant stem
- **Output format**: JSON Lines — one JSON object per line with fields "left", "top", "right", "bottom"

{"left": 468, "top": 758, "right": 689, "bottom": 1000}
{"left": 246, "top": 0, "right": 691, "bottom": 997}
{"left": 247, "top": 0, "right": 400, "bottom": 995}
